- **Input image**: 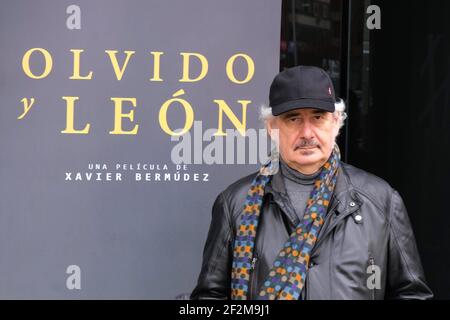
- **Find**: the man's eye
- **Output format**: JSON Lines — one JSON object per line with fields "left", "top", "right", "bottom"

{"left": 314, "top": 115, "right": 323, "bottom": 120}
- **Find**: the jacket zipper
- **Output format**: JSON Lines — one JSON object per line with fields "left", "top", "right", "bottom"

{"left": 251, "top": 256, "right": 258, "bottom": 269}
{"left": 248, "top": 254, "right": 258, "bottom": 298}
{"left": 369, "top": 255, "right": 375, "bottom": 300}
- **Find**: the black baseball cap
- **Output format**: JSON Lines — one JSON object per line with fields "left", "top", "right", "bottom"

{"left": 269, "top": 66, "right": 336, "bottom": 116}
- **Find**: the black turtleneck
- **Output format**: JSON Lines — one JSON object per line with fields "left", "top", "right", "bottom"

{"left": 279, "top": 157, "right": 321, "bottom": 221}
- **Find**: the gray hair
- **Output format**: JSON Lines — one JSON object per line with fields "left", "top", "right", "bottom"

{"left": 260, "top": 99, "right": 348, "bottom": 131}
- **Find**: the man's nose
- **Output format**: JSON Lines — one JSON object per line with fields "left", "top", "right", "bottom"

{"left": 299, "top": 120, "right": 314, "bottom": 138}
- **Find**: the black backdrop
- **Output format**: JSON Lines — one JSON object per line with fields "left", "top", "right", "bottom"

{"left": 348, "top": 0, "right": 450, "bottom": 299}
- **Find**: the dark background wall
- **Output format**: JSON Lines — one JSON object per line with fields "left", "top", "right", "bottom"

{"left": 351, "top": 0, "right": 450, "bottom": 299}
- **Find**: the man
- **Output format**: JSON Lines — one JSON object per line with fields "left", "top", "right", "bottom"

{"left": 191, "top": 66, "right": 433, "bottom": 300}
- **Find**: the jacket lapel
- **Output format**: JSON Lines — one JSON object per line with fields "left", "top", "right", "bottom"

{"left": 312, "top": 165, "right": 362, "bottom": 250}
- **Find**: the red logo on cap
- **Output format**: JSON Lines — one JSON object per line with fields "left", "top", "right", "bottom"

{"left": 328, "top": 87, "right": 332, "bottom": 95}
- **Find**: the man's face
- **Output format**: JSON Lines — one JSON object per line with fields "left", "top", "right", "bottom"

{"left": 267, "top": 108, "right": 339, "bottom": 174}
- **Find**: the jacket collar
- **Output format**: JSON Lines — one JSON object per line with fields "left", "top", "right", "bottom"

{"left": 264, "top": 161, "right": 362, "bottom": 228}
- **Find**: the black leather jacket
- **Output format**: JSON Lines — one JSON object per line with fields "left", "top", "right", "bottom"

{"left": 191, "top": 162, "right": 433, "bottom": 300}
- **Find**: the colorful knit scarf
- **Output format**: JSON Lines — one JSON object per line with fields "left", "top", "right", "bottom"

{"left": 231, "top": 144, "right": 341, "bottom": 300}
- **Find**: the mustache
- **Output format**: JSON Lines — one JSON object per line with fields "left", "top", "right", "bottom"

{"left": 294, "top": 139, "right": 320, "bottom": 150}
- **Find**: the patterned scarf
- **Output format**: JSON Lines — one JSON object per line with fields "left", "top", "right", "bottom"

{"left": 231, "top": 144, "right": 341, "bottom": 300}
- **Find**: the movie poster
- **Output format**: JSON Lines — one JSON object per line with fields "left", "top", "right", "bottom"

{"left": 0, "top": 0, "right": 281, "bottom": 298}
